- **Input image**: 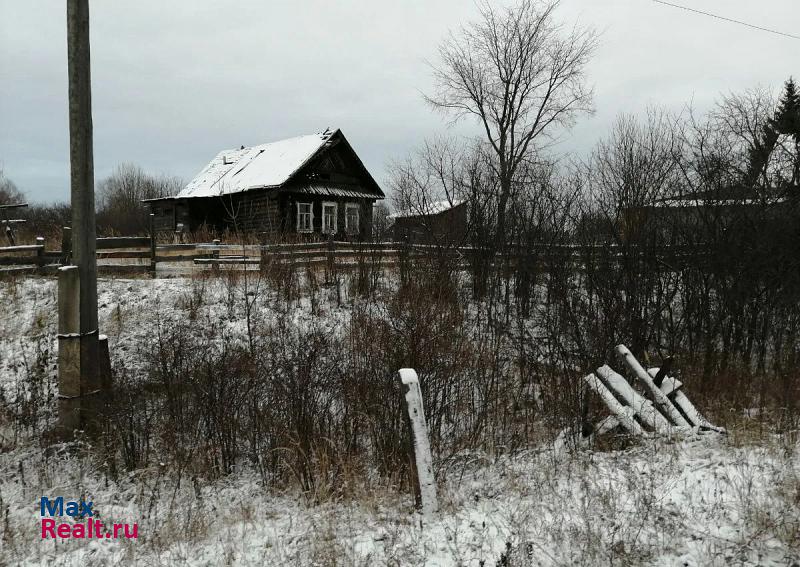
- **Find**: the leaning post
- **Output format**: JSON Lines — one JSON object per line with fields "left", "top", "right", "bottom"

{"left": 398, "top": 368, "right": 439, "bottom": 517}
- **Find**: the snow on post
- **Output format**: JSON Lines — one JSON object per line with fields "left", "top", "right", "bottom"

{"left": 398, "top": 368, "right": 438, "bottom": 516}
{"left": 615, "top": 345, "right": 690, "bottom": 429}
{"left": 596, "top": 365, "right": 673, "bottom": 434}
{"left": 583, "top": 373, "right": 645, "bottom": 436}
{"left": 648, "top": 368, "right": 726, "bottom": 433}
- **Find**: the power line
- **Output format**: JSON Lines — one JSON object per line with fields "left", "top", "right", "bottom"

{"left": 651, "top": 0, "right": 800, "bottom": 41}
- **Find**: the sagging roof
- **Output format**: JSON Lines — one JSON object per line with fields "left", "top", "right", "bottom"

{"left": 175, "top": 128, "right": 383, "bottom": 200}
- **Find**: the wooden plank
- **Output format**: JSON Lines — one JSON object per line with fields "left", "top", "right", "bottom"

{"left": 596, "top": 365, "right": 674, "bottom": 434}
{"left": 155, "top": 254, "right": 209, "bottom": 263}
{"left": 96, "top": 236, "right": 150, "bottom": 249}
{"left": 0, "top": 244, "right": 43, "bottom": 254}
{"left": 0, "top": 266, "right": 38, "bottom": 276}
{"left": 97, "top": 250, "right": 150, "bottom": 259}
{"left": 261, "top": 249, "right": 399, "bottom": 260}
{"left": 0, "top": 256, "right": 47, "bottom": 266}
{"left": 583, "top": 373, "right": 645, "bottom": 435}
{"left": 155, "top": 243, "right": 200, "bottom": 252}
{"left": 195, "top": 243, "right": 239, "bottom": 251}
{"left": 194, "top": 257, "right": 260, "bottom": 265}
{"left": 615, "top": 345, "right": 690, "bottom": 428}
{"left": 97, "top": 264, "right": 150, "bottom": 275}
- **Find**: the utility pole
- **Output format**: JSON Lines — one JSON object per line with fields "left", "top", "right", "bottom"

{"left": 58, "top": 0, "right": 101, "bottom": 434}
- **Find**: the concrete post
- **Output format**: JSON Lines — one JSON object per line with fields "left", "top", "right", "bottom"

{"left": 57, "top": 266, "right": 82, "bottom": 433}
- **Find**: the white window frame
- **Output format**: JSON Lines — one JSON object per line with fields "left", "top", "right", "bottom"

{"left": 322, "top": 201, "right": 338, "bottom": 235}
{"left": 345, "top": 202, "right": 360, "bottom": 234}
{"left": 296, "top": 202, "right": 313, "bottom": 233}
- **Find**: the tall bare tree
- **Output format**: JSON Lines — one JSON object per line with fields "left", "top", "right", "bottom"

{"left": 426, "top": 0, "right": 597, "bottom": 247}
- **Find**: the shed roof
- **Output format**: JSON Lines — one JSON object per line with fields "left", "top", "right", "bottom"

{"left": 389, "top": 199, "right": 464, "bottom": 219}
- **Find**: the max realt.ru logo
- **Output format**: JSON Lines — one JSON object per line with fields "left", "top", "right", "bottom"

{"left": 40, "top": 497, "right": 138, "bottom": 540}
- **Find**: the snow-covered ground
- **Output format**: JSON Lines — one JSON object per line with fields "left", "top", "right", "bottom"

{"left": 1, "top": 276, "right": 798, "bottom": 566}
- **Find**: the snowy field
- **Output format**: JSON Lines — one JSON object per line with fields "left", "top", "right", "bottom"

{"left": 1, "top": 276, "right": 798, "bottom": 566}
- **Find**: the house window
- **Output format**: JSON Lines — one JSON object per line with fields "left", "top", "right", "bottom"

{"left": 345, "top": 203, "right": 360, "bottom": 234}
{"left": 322, "top": 202, "right": 337, "bottom": 234}
{"left": 297, "top": 202, "right": 313, "bottom": 233}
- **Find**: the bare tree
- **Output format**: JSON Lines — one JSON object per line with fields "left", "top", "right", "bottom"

{"left": 97, "top": 163, "right": 182, "bottom": 235}
{"left": 588, "top": 108, "right": 683, "bottom": 245}
{"left": 389, "top": 138, "right": 497, "bottom": 247}
{"left": 0, "top": 167, "right": 25, "bottom": 205}
{"left": 426, "top": 0, "right": 597, "bottom": 247}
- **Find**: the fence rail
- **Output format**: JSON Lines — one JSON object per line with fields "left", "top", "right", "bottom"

{"left": 0, "top": 230, "right": 711, "bottom": 277}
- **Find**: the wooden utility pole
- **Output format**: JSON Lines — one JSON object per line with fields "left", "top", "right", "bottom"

{"left": 58, "top": 0, "right": 101, "bottom": 434}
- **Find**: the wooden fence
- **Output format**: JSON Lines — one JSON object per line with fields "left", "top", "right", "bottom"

{"left": 0, "top": 235, "right": 420, "bottom": 276}
{"left": 0, "top": 231, "right": 710, "bottom": 277}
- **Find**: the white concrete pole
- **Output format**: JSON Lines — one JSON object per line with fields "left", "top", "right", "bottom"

{"left": 398, "top": 368, "right": 438, "bottom": 516}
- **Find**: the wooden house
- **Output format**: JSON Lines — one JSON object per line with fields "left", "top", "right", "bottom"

{"left": 146, "top": 129, "right": 384, "bottom": 240}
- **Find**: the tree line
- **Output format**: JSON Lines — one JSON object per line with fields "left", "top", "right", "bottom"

{"left": 0, "top": 164, "right": 181, "bottom": 240}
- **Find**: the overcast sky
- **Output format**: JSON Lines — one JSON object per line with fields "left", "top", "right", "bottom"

{"left": 1, "top": 0, "right": 797, "bottom": 204}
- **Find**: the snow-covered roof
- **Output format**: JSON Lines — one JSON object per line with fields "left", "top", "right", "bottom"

{"left": 653, "top": 197, "right": 788, "bottom": 208}
{"left": 389, "top": 200, "right": 464, "bottom": 219}
{"left": 177, "top": 131, "right": 335, "bottom": 199}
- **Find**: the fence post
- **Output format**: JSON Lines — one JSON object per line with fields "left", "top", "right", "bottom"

{"left": 212, "top": 238, "right": 221, "bottom": 273}
{"left": 398, "top": 368, "right": 438, "bottom": 517}
{"left": 61, "top": 226, "right": 72, "bottom": 264}
{"left": 326, "top": 236, "right": 335, "bottom": 283}
{"left": 149, "top": 213, "right": 157, "bottom": 275}
{"left": 35, "top": 236, "right": 45, "bottom": 272}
